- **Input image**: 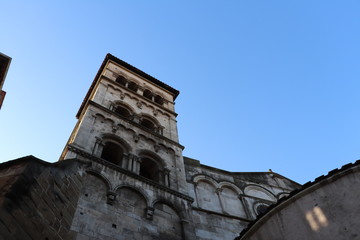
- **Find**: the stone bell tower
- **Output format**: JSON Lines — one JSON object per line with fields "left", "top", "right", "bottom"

{"left": 60, "top": 54, "right": 196, "bottom": 239}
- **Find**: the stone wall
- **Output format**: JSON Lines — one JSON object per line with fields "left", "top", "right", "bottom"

{"left": 239, "top": 161, "right": 360, "bottom": 240}
{"left": 0, "top": 156, "right": 87, "bottom": 240}
{"left": 184, "top": 157, "right": 299, "bottom": 240}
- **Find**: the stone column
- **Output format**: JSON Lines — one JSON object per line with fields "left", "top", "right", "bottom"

{"left": 92, "top": 137, "right": 104, "bottom": 156}
{"left": 163, "top": 168, "right": 170, "bottom": 187}
{"left": 193, "top": 183, "right": 200, "bottom": 208}
{"left": 121, "top": 154, "right": 129, "bottom": 169}
{"left": 239, "top": 194, "right": 254, "bottom": 220}
{"left": 179, "top": 202, "right": 198, "bottom": 240}
{"left": 216, "top": 188, "right": 225, "bottom": 213}
{"left": 133, "top": 156, "right": 141, "bottom": 174}
{"left": 127, "top": 154, "right": 134, "bottom": 171}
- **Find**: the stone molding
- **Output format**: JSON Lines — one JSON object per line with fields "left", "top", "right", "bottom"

{"left": 67, "top": 144, "right": 194, "bottom": 203}
{"left": 89, "top": 100, "right": 184, "bottom": 150}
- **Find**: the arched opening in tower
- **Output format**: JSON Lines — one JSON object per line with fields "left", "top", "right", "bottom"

{"left": 116, "top": 76, "right": 127, "bottom": 86}
{"left": 115, "top": 105, "right": 131, "bottom": 119}
{"left": 101, "top": 142, "right": 124, "bottom": 165}
{"left": 139, "top": 157, "right": 159, "bottom": 182}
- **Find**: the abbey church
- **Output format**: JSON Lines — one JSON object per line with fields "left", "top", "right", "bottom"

{"left": 0, "top": 54, "right": 358, "bottom": 240}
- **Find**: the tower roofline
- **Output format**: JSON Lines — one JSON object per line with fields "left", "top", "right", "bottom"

{"left": 76, "top": 53, "right": 180, "bottom": 118}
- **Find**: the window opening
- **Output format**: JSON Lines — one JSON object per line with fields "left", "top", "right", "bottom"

{"left": 114, "top": 105, "right": 131, "bottom": 119}
{"left": 140, "top": 118, "right": 156, "bottom": 131}
{"left": 101, "top": 142, "right": 124, "bottom": 165}
{"left": 256, "top": 205, "right": 269, "bottom": 215}
{"left": 116, "top": 76, "right": 127, "bottom": 86}
{"left": 143, "top": 89, "right": 153, "bottom": 100}
{"left": 128, "top": 81, "right": 138, "bottom": 92}
{"left": 154, "top": 95, "right": 164, "bottom": 105}
{"left": 139, "top": 157, "right": 159, "bottom": 182}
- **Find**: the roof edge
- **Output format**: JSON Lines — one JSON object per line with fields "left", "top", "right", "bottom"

{"left": 76, "top": 54, "right": 180, "bottom": 118}
{"left": 236, "top": 159, "right": 360, "bottom": 240}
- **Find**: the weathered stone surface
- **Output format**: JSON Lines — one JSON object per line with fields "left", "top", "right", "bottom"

{"left": 238, "top": 162, "right": 360, "bottom": 240}
{"left": 0, "top": 156, "right": 87, "bottom": 240}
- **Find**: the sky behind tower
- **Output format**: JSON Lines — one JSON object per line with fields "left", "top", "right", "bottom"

{"left": 1, "top": 1, "right": 360, "bottom": 184}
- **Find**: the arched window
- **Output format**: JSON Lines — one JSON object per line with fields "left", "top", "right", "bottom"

{"left": 153, "top": 202, "right": 183, "bottom": 240}
{"left": 154, "top": 95, "right": 164, "bottom": 105}
{"left": 114, "top": 105, "right": 131, "bottom": 119}
{"left": 256, "top": 204, "right": 269, "bottom": 215}
{"left": 143, "top": 89, "right": 153, "bottom": 100}
{"left": 139, "top": 157, "right": 160, "bottom": 182}
{"left": 140, "top": 118, "right": 156, "bottom": 131}
{"left": 128, "top": 81, "right": 138, "bottom": 92}
{"left": 116, "top": 76, "right": 127, "bottom": 86}
{"left": 101, "top": 142, "right": 124, "bottom": 165}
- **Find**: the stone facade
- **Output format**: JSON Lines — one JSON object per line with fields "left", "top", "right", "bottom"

{"left": 0, "top": 54, "right": 300, "bottom": 240}
{"left": 237, "top": 161, "right": 360, "bottom": 240}
{"left": 0, "top": 156, "right": 86, "bottom": 240}
{"left": 184, "top": 157, "right": 298, "bottom": 239}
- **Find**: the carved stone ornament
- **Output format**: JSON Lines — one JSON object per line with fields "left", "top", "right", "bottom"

{"left": 154, "top": 144, "right": 160, "bottom": 153}
{"left": 106, "top": 192, "right": 116, "bottom": 205}
{"left": 146, "top": 207, "right": 155, "bottom": 220}
{"left": 112, "top": 124, "right": 119, "bottom": 133}
{"left": 133, "top": 134, "right": 140, "bottom": 143}
{"left": 136, "top": 101, "right": 142, "bottom": 109}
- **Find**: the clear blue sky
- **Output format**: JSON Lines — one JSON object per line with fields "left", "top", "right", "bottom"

{"left": 1, "top": 1, "right": 359, "bottom": 184}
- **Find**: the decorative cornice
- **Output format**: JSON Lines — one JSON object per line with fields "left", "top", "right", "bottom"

{"left": 101, "top": 75, "right": 178, "bottom": 117}
{"left": 77, "top": 53, "right": 179, "bottom": 118}
{"left": 191, "top": 206, "right": 252, "bottom": 222}
{"left": 89, "top": 100, "right": 185, "bottom": 150}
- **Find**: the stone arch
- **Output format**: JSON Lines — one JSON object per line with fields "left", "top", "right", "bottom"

{"left": 94, "top": 113, "right": 106, "bottom": 119}
{"left": 143, "top": 88, "right": 153, "bottom": 100}
{"left": 107, "top": 83, "right": 122, "bottom": 94}
{"left": 152, "top": 200, "right": 184, "bottom": 240}
{"left": 219, "top": 185, "right": 247, "bottom": 218}
{"left": 114, "top": 186, "right": 149, "bottom": 239}
{"left": 104, "top": 118, "right": 115, "bottom": 125}
{"left": 151, "top": 199, "right": 182, "bottom": 216}
{"left": 127, "top": 80, "right": 139, "bottom": 92}
{"left": 138, "top": 150, "right": 166, "bottom": 168}
{"left": 166, "top": 147, "right": 176, "bottom": 156}
{"left": 154, "top": 94, "right": 164, "bottom": 105}
{"left": 192, "top": 174, "right": 219, "bottom": 188}
{"left": 115, "top": 185, "right": 150, "bottom": 207}
{"left": 86, "top": 169, "right": 112, "bottom": 192}
{"left": 98, "top": 134, "right": 132, "bottom": 167}
{"left": 244, "top": 185, "right": 277, "bottom": 201}
{"left": 253, "top": 202, "right": 271, "bottom": 216}
{"left": 218, "top": 181, "right": 243, "bottom": 195}
{"left": 193, "top": 176, "right": 222, "bottom": 212}
{"left": 115, "top": 75, "right": 127, "bottom": 86}
{"left": 277, "top": 192, "right": 290, "bottom": 199}
{"left": 83, "top": 171, "right": 110, "bottom": 203}
{"left": 139, "top": 113, "right": 163, "bottom": 134}
{"left": 112, "top": 101, "right": 135, "bottom": 119}
{"left": 137, "top": 150, "right": 167, "bottom": 184}
{"left": 101, "top": 133, "right": 132, "bottom": 153}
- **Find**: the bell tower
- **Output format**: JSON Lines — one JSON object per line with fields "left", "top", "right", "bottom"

{"left": 60, "top": 53, "right": 188, "bottom": 194}
{"left": 60, "top": 54, "right": 196, "bottom": 239}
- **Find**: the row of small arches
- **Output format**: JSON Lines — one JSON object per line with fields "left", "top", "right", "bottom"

{"left": 116, "top": 75, "right": 165, "bottom": 105}
{"left": 111, "top": 103, "right": 163, "bottom": 134}
{"left": 193, "top": 175, "right": 288, "bottom": 218}
{"left": 97, "top": 137, "right": 169, "bottom": 186}
{"left": 85, "top": 173, "right": 184, "bottom": 239}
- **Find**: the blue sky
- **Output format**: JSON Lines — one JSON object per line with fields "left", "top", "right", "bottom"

{"left": 1, "top": 1, "right": 359, "bottom": 184}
